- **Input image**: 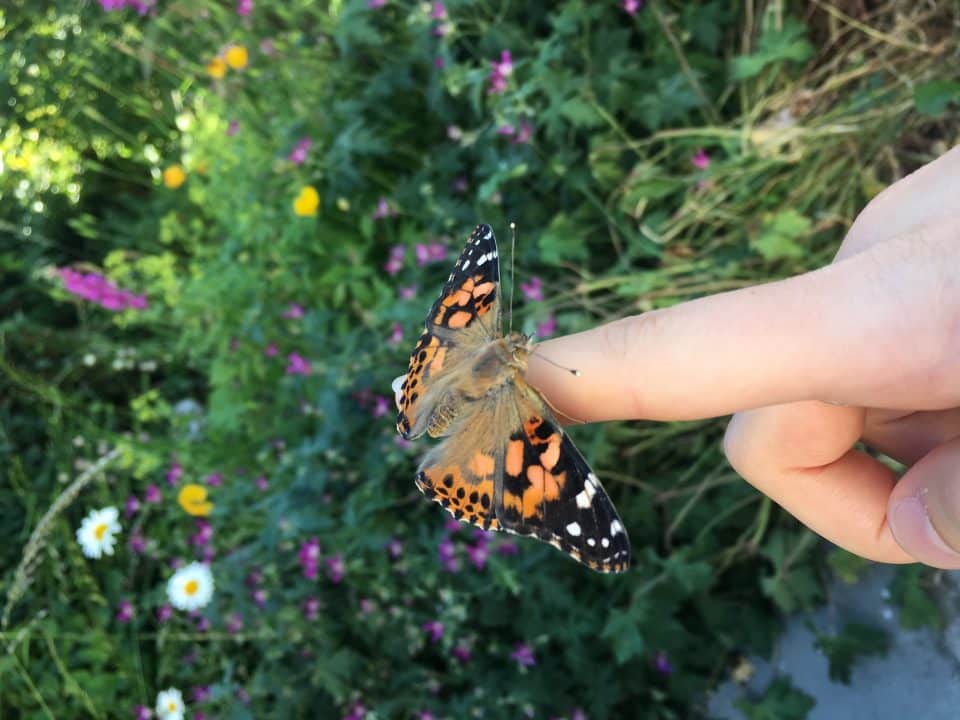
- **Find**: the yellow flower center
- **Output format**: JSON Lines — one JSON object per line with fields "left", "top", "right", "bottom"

{"left": 184, "top": 579, "right": 199, "bottom": 596}
{"left": 168, "top": 702, "right": 177, "bottom": 711}
{"left": 94, "top": 523, "right": 108, "bottom": 540}
{"left": 178, "top": 483, "right": 213, "bottom": 517}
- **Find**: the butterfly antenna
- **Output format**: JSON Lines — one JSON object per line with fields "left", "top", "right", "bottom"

{"left": 530, "top": 345, "right": 581, "bottom": 377}
{"left": 509, "top": 222, "right": 516, "bottom": 335}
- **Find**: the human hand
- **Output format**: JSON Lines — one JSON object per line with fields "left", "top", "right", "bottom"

{"left": 527, "top": 145, "right": 960, "bottom": 569}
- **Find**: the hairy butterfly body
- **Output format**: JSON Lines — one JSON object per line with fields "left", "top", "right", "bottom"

{"left": 395, "top": 224, "right": 630, "bottom": 573}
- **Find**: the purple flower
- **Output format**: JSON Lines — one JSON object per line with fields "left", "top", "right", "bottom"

{"left": 226, "top": 612, "right": 244, "bottom": 634}
{"left": 571, "top": 710, "right": 587, "bottom": 720}
{"left": 304, "top": 596, "right": 321, "bottom": 621}
{"left": 237, "top": 0, "right": 252, "bottom": 15}
{"left": 166, "top": 461, "right": 183, "bottom": 486}
{"left": 116, "top": 599, "right": 134, "bottom": 623}
{"left": 367, "top": 0, "right": 386, "bottom": 7}
{"left": 195, "top": 615, "right": 211, "bottom": 633}
{"left": 384, "top": 244, "right": 405, "bottom": 275}
{"left": 386, "top": 538, "right": 403, "bottom": 559}
{"left": 514, "top": 120, "right": 534, "bottom": 144}
{"left": 488, "top": 50, "right": 513, "bottom": 94}
{"left": 438, "top": 537, "right": 459, "bottom": 572}
{"left": 255, "top": 475, "right": 269, "bottom": 492}
{"left": 654, "top": 650, "right": 673, "bottom": 676}
{"left": 252, "top": 588, "right": 267, "bottom": 608}
{"left": 144, "top": 484, "right": 161, "bottom": 503}
{"left": 132, "top": 705, "right": 152, "bottom": 720}
{"left": 394, "top": 435, "right": 412, "bottom": 450}
{"left": 288, "top": 137, "right": 313, "bottom": 165}
{"left": 286, "top": 352, "right": 312, "bottom": 375}
{"left": 264, "top": 343, "right": 279, "bottom": 357}
{"left": 326, "top": 553, "right": 345, "bottom": 583}
{"left": 156, "top": 604, "right": 173, "bottom": 623}
{"left": 536, "top": 314, "right": 557, "bottom": 338}
{"left": 192, "top": 685, "right": 211, "bottom": 703}
{"left": 498, "top": 124, "right": 516, "bottom": 137}
{"left": 466, "top": 541, "right": 490, "bottom": 570}
{"left": 691, "top": 148, "right": 710, "bottom": 170}
{"left": 520, "top": 276, "right": 543, "bottom": 301}
{"left": 56, "top": 268, "right": 148, "bottom": 311}
{"left": 129, "top": 532, "right": 147, "bottom": 554}
{"left": 359, "top": 598, "right": 376, "bottom": 615}
{"left": 623, "top": 0, "right": 642, "bottom": 14}
{"left": 451, "top": 176, "right": 469, "bottom": 194}
{"left": 191, "top": 520, "right": 214, "bottom": 547}
{"left": 430, "top": 1, "right": 446, "bottom": 18}
{"left": 283, "top": 302, "right": 305, "bottom": 319}
{"left": 414, "top": 242, "right": 447, "bottom": 266}
{"left": 417, "top": 712, "right": 436, "bottom": 720}
{"left": 398, "top": 284, "right": 418, "bottom": 300}
{"left": 422, "top": 620, "right": 444, "bottom": 643}
{"left": 372, "top": 395, "right": 391, "bottom": 418}
{"left": 372, "top": 197, "right": 394, "bottom": 220}
{"left": 299, "top": 537, "right": 322, "bottom": 579}
{"left": 452, "top": 642, "right": 472, "bottom": 663}
{"left": 496, "top": 541, "right": 519, "bottom": 555}
{"left": 226, "top": 119, "right": 240, "bottom": 136}
{"left": 444, "top": 517, "right": 462, "bottom": 534}
{"left": 510, "top": 642, "right": 536, "bottom": 668}
{"left": 125, "top": 494, "right": 140, "bottom": 517}
{"left": 387, "top": 322, "right": 404, "bottom": 346}
{"left": 204, "top": 472, "right": 223, "bottom": 487}
{"left": 246, "top": 567, "right": 263, "bottom": 587}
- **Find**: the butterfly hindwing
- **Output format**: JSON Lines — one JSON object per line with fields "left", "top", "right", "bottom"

{"left": 396, "top": 225, "right": 501, "bottom": 440}
{"left": 496, "top": 384, "right": 630, "bottom": 573}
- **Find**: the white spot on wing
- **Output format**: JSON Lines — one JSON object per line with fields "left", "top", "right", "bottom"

{"left": 601, "top": 537, "right": 610, "bottom": 548}
{"left": 461, "top": 259, "right": 470, "bottom": 270}
{"left": 610, "top": 520, "right": 623, "bottom": 535}
{"left": 587, "top": 537, "right": 596, "bottom": 547}
{"left": 565, "top": 521, "right": 581, "bottom": 537}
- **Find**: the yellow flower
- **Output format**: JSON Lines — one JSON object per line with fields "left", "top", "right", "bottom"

{"left": 293, "top": 186, "right": 320, "bottom": 216}
{"left": 177, "top": 483, "right": 213, "bottom": 517}
{"left": 206, "top": 56, "right": 227, "bottom": 79}
{"left": 162, "top": 165, "right": 186, "bottom": 189}
{"left": 224, "top": 45, "right": 249, "bottom": 70}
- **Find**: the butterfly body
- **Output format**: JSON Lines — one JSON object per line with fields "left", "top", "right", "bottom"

{"left": 396, "top": 224, "right": 630, "bottom": 573}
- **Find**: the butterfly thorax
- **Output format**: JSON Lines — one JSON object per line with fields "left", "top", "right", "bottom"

{"left": 463, "top": 332, "right": 532, "bottom": 400}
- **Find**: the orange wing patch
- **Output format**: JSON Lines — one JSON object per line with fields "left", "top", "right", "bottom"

{"left": 431, "top": 274, "right": 498, "bottom": 329}
{"left": 396, "top": 331, "right": 446, "bottom": 438}
{"left": 501, "top": 415, "right": 568, "bottom": 521}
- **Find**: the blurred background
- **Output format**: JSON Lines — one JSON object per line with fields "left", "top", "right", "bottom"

{"left": 2, "top": 1, "right": 959, "bottom": 718}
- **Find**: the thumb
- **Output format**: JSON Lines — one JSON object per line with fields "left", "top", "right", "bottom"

{"left": 888, "top": 437, "right": 960, "bottom": 569}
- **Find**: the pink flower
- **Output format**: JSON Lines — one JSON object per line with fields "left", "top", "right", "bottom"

{"left": 252, "top": 588, "right": 267, "bottom": 608}
{"left": 226, "top": 120, "right": 240, "bottom": 136}
{"left": 166, "top": 461, "right": 183, "bottom": 486}
{"left": 145, "top": 484, "right": 161, "bottom": 503}
{"left": 132, "top": 705, "right": 152, "bottom": 720}
{"left": 116, "top": 599, "right": 134, "bottom": 623}
{"left": 498, "top": 124, "right": 516, "bottom": 137}
{"left": 372, "top": 395, "right": 391, "bottom": 418}
{"left": 510, "top": 642, "right": 536, "bottom": 668}
{"left": 372, "top": 197, "right": 394, "bottom": 220}
{"left": 466, "top": 541, "right": 490, "bottom": 570}
{"left": 438, "top": 537, "right": 459, "bottom": 572}
{"left": 388, "top": 322, "right": 403, "bottom": 345}
{"left": 452, "top": 642, "right": 472, "bottom": 663}
{"left": 520, "top": 276, "right": 543, "bottom": 301}
{"left": 283, "top": 302, "right": 305, "bottom": 319}
{"left": 192, "top": 685, "right": 211, "bottom": 703}
{"left": 394, "top": 435, "right": 412, "bottom": 450}
{"left": 191, "top": 520, "right": 214, "bottom": 547}
{"left": 398, "top": 284, "right": 417, "bottom": 300}
{"left": 430, "top": 1, "right": 446, "bottom": 18}
{"left": 326, "top": 553, "right": 345, "bottom": 583}
{"left": 236, "top": 0, "right": 252, "bottom": 15}
{"left": 288, "top": 137, "right": 313, "bottom": 165}
{"left": 56, "top": 268, "right": 148, "bottom": 312}
{"left": 384, "top": 244, "right": 405, "bottom": 275}
{"left": 444, "top": 517, "right": 462, "bottom": 534}
{"left": 304, "top": 596, "right": 321, "bottom": 620}
{"left": 691, "top": 148, "right": 710, "bottom": 170}
{"left": 156, "top": 604, "right": 173, "bottom": 623}
{"left": 368, "top": 0, "right": 386, "bottom": 7}
{"left": 299, "top": 537, "right": 322, "bottom": 580}
{"left": 255, "top": 475, "right": 269, "bottom": 492}
{"left": 386, "top": 538, "right": 403, "bottom": 559}
{"left": 125, "top": 494, "right": 140, "bottom": 517}
{"left": 259, "top": 38, "right": 275, "bottom": 55}
{"left": 205, "top": 472, "right": 223, "bottom": 487}
{"left": 487, "top": 50, "right": 513, "bottom": 94}
{"left": 536, "top": 314, "right": 557, "bottom": 338}
{"left": 623, "top": 0, "right": 642, "bottom": 14}
{"left": 129, "top": 532, "right": 147, "bottom": 554}
{"left": 226, "top": 613, "right": 244, "bottom": 633}
{"left": 496, "top": 540, "right": 519, "bottom": 555}
{"left": 422, "top": 620, "right": 444, "bottom": 643}
{"left": 264, "top": 343, "right": 279, "bottom": 357}
{"left": 286, "top": 352, "right": 312, "bottom": 375}
{"left": 414, "top": 242, "right": 447, "bottom": 266}
{"left": 514, "top": 120, "right": 534, "bottom": 144}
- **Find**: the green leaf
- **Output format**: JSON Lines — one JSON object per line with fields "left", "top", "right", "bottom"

{"left": 751, "top": 209, "right": 811, "bottom": 261}
{"left": 889, "top": 565, "right": 942, "bottom": 630}
{"left": 537, "top": 213, "right": 589, "bottom": 264}
{"left": 731, "top": 18, "right": 813, "bottom": 80}
{"left": 736, "top": 677, "right": 816, "bottom": 720}
{"left": 826, "top": 548, "right": 872, "bottom": 584}
{"left": 559, "top": 97, "right": 604, "bottom": 129}
{"left": 913, "top": 79, "right": 960, "bottom": 116}
{"left": 812, "top": 622, "right": 889, "bottom": 684}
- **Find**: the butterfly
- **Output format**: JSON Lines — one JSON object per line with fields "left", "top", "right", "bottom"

{"left": 394, "top": 224, "right": 630, "bottom": 573}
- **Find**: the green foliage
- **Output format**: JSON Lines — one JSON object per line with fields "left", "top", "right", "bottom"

{"left": 826, "top": 548, "right": 872, "bottom": 585}
{"left": 735, "top": 677, "right": 815, "bottom": 720}
{"left": 1, "top": 0, "right": 957, "bottom": 718}
{"left": 811, "top": 622, "right": 890, "bottom": 684}
{"left": 889, "top": 565, "right": 943, "bottom": 631}
{"left": 913, "top": 80, "right": 960, "bottom": 117}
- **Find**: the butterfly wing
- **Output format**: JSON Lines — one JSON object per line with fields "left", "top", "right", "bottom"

{"left": 396, "top": 224, "right": 501, "bottom": 440}
{"left": 414, "top": 377, "right": 631, "bottom": 573}
{"left": 496, "top": 381, "right": 631, "bottom": 573}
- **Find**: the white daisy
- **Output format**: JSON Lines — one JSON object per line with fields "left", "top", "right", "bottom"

{"left": 75, "top": 506, "right": 121, "bottom": 559}
{"left": 166, "top": 561, "right": 214, "bottom": 611}
{"left": 155, "top": 687, "right": 185, "bottom": 720}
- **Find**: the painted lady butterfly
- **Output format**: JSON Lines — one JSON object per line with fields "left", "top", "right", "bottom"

{"left": 394, "top": 225, "right": 631, "bottom": 573}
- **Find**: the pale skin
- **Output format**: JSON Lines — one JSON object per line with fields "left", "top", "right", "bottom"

{"left": 526, "top": 144, "right": 960, "bottom": 570}
{"left": 394, "top": 146, "right": 960, "bottom": 569}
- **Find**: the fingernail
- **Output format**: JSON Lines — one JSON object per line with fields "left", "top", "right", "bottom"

{"left": 889, "top": 495, "right": 960, "bottom": 567}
